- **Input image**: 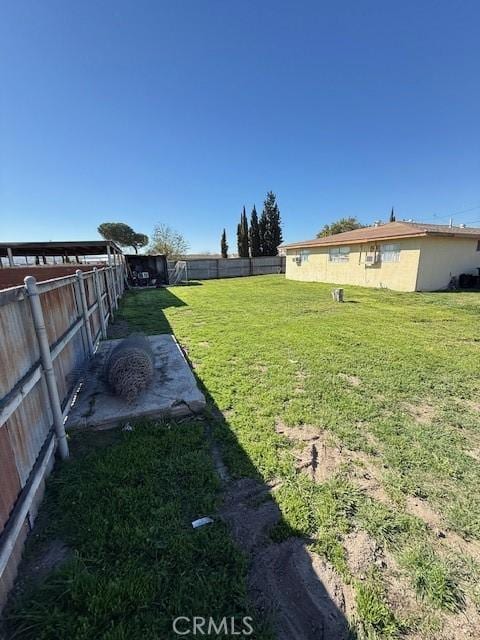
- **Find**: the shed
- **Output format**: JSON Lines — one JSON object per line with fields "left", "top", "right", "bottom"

{"left": 125, "top": 254, "right": 168, "bottom": 286}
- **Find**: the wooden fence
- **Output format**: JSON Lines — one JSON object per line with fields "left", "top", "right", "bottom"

{"left": 0, "top": 264, "right": 124, "bottom": 609}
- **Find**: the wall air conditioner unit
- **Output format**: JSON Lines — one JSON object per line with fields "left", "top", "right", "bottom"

{"left": 294, "top": 255, "right": 302, "bottom": 265}
{"left": 364, "top": 253, "right": 380, "bottom": 266}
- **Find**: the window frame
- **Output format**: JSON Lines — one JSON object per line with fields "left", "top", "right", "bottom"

{"left": 380, "top": 243, "right": 401, "bottom": 263}
{"left": 299, "top": 249, "right": 310, "bottom": 264}
{"left": 329, "top": 246, "right": 350, "bottom": 263}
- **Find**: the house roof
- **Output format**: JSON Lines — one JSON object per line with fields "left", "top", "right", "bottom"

{"left": 281, "top": 221, "right": 480, "bottom": 250}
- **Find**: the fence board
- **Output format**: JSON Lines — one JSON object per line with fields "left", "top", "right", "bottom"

{"left": 0, "top": 264, "right": 124, "bottom": 610}
{"left": 0, "top": 298, "right": 39, "bottom": 397}
{"left": 0, "top": 427, "right": 21, "bottom": 531}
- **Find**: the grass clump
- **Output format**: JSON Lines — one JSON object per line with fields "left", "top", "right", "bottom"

{"left": 400, "top": 544, "right": 464, "bottom": 612}
{"left": 355, "top": 570, "right": 400, "bottom": 639}
{"left": 355, "top": 497, "right": 425, "bottom": 548}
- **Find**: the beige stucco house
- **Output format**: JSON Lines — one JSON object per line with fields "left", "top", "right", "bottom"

{"left": 282, "top": 221, "right": 480, "bottom": 292}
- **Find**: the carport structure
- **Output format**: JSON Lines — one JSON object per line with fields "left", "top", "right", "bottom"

{"left": 0, "top": 240, "right": 123, "bottom": 268}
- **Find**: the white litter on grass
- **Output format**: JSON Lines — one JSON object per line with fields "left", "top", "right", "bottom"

{"left": 122, "top": 423, "right": 134, "bottom": 432}
{"left": 192, "top": 517, "right": 214, "bottom": 529}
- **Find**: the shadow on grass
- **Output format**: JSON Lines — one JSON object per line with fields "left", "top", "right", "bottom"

{"left": 194, "top": 383, "right": 354, "bottom": 640}
{"left": 170, "top": 281, "right": 204, "bottom": 287}
{"left": 4, "top": 287, "right": 353, "bottom": 640}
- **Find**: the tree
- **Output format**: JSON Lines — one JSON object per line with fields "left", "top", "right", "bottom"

{"left": 221, "top": 229, "right": 228, "bottom": 258}
{"left": 237, "top": 207, "right": 249, "bottom": 257}
{"left": 98, "top": 222, "right": 149, "bottom": 253}
{"left": 259, "top": 209, "right": 267, "bottom": 256}
{"left": 131, "top": 233, "right": 149, "bottom": 254}
{"left": 249, "top": 205, "right": 261, "bottom": 257}
{"left": 148, "top": 224, "right": 189, "bottom": 258}
{"left": 389, "top": 207, "right": 396, "bottom": 222}
{"left": 317, "top": 217, "right": 365, "bottom": 238}
{"left": 260, "top": 191, "right": 283, "bottom": 256}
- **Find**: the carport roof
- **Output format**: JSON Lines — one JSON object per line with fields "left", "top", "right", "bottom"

{"left": 0, "top": 240, "right": 123, "bottom": 257}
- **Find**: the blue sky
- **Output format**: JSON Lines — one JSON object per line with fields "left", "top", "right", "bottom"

{"left": 1, "top": 1, "right": 479, "bottom": 253}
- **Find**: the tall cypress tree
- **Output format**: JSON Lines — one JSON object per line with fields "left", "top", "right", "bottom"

{"left": 249, "top": 205, "right": 261, "bottom": 257}
{"left": 260, "top": 191, "right": 283, "bottom": 255}
{"left": 221, "top": 228, "right": 228, "bottom": 258}
{"left": 259, "top": 209, "right": 267, "bottom": 256}
{"left": 237, "top": 222, "right": 242, "bottom": 256}
{"left": 237, "top": 207, "right": 249, "bottom": 257}
{"left": 389, "top": 207, "right": 396, "bottom": 222}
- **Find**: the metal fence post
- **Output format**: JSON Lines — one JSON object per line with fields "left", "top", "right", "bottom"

{"left": 93, "top": 268, "right": 107, "bottom": 339}
{"left": 24, "top": 276, "right": 69, "bottom": 460}
{"left": 76, "top": 270, "right": 94, "bottom": 356}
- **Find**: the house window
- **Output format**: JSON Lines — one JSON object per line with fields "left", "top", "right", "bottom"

{"left": 329, "top": 246, "right": 350, "bottom": 262}
{"left": 380, "top": 243, "right": 400, "bottom": 263}
{"left": 300, "top": 250, "right": 309, "bottom": 263}
{"left": 293, "top": 250, "right": 310, "bottom": 265}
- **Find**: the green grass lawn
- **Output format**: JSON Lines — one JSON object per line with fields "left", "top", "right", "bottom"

{"left": 115, "top": 276, "right": 480, "bottom": 637}
{"left": 6, "top": 275, "right": 480, "bottom": 639}
{"left": 5, "top": 424, "right": 272, "bottom": 640}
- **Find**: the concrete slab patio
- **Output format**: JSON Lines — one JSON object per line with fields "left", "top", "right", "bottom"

{"left": 66, "top": 334, "right": 206, "bottom": 429}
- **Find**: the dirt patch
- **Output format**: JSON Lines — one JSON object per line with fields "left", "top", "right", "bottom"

{"left": 465, "top": 448, "right": 480, "bottom": 462}
{"left": 406, "top": 496, "right": 443, "bottom": 528}
{"left": 222, "top": 408, "right": 234, "bottom": 420}
{"left": 439, "top": 598, "right": 480, "bottom": 640}
{"left": 295, "top": 438, "right": 345, "bottom": 484}
{"left": 276, "top": 422, "right": 345, "bottom": 483}
{"left": 404, "top": 402, "right": 436, "bottom": 424}
{"left": 221, "top": 478, "right": 280, "bottom": 551}
{"left": 220, "top": 478, "right": 354, "bottom": 640}
{"left": 276, "top": 421, "right": 390, "bottom": 495}
{"left": 343, "top": 529, "right": 379, "bottom": 578}
{"left": 10, "top": 539, "right": 71, "bottom": 599}
{"left": 347, "top": 451, "right": 391, "bottom": 505}
{"left": 406, "top": 496, "right": 480, "bottom": 561}
{"left": 252, "top": 541, "right": 355, "bottom": 640}
{"left": 107, "top": 318, "right": 130, "bottom": 339}
{"left": 275, "top": 421, "right": 322, "bottom": 442}
{"left": 464, "top": 399, "right": 480, "bottom": 413}
{"left": 338, "top": 373, "right": 361, "bottom": 387}
{"left": 252, "top": 363, "right": 268, "bottom": 373}
{"left": 343, "top": 536, "right": 428, "bottom": 637}
{"left": 198, "top": 341, "right": 210, "bottom": 348}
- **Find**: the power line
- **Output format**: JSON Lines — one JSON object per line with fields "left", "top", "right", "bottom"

{"left": 426, "top": 204, "right": 480, "bottom": 223}
{"left": 409, "top": 204, "right": 480, "bottom": 226}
